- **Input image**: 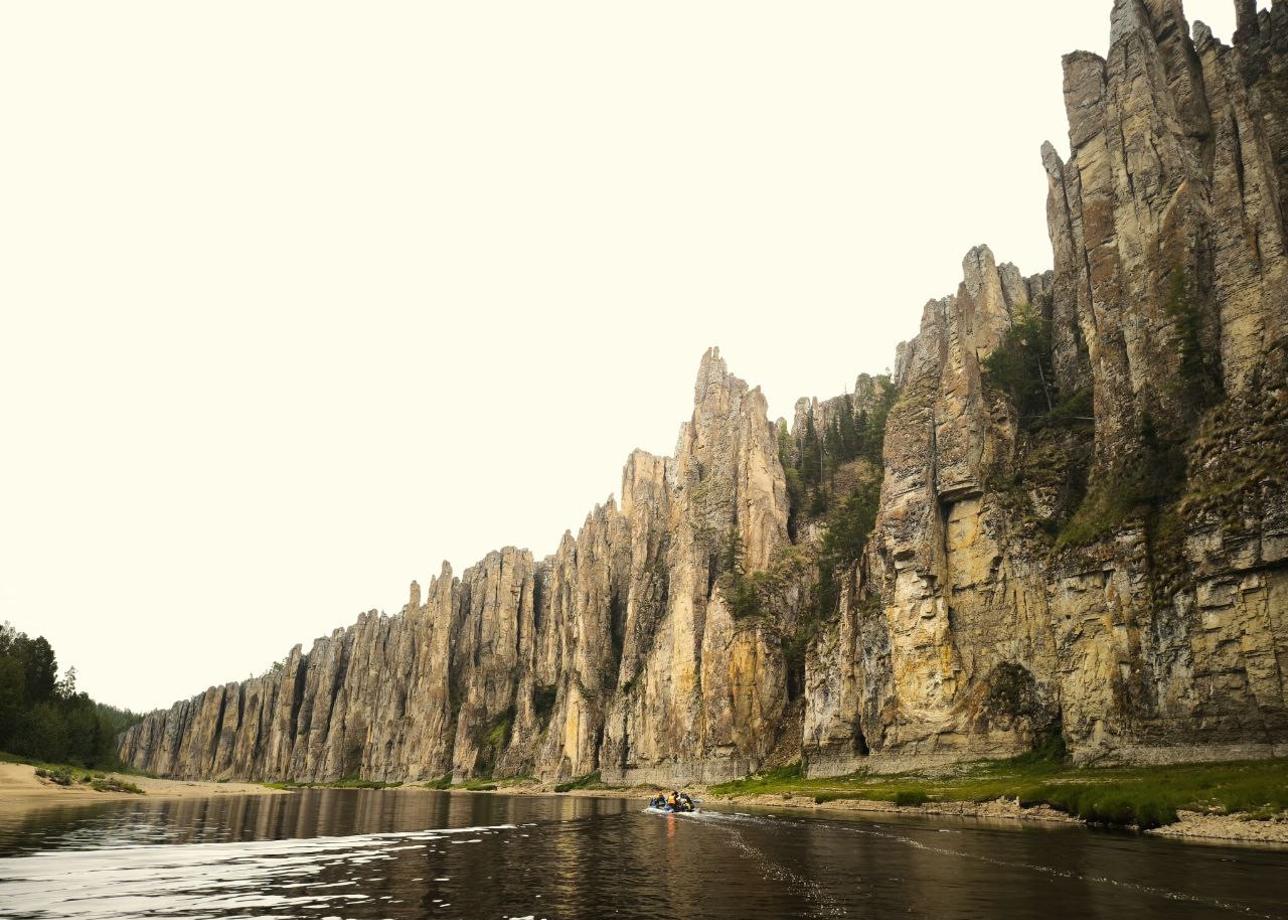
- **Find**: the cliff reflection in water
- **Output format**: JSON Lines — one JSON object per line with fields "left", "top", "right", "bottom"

{"left": 2, "top": 791, "right": 1288, "bottom": 920}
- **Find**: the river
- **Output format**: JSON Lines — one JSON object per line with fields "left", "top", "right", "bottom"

{"left": 1, "top": 790, "right": 1286, "bottom": 919}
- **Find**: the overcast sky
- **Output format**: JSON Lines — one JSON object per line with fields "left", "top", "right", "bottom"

{"left": 1, "top": 1, "right": 1250, "bottom": 712}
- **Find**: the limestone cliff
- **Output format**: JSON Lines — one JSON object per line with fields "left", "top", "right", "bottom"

{"left": 120, "top": 0, "right": 1288, "bottom": 783}
{"left": 121, "top": 350, "right": 794, "bottom": 783}
{"left": 803, "top": 0, "right": 1288, "bottom": 773}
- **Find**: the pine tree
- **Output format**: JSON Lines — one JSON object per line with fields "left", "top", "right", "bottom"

{"left": 722, "top": 525, "right": 746, "bottom": 578}
{"left": 838, "top": 397, "right": 860, "bottom": 462}
{"left": 824, "top": 417, "right": 843, "bottom": 477}
{"left": 776, "top": 419, "right": 793, "bottom": 469}
{"left": 801, "top": 407, "right": 822, "bottom": 489}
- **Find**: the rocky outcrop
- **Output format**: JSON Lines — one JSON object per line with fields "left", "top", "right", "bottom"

{"left": 120, "top": 0, "right": 1288, "bottom": 784}
{"left": 802, "top": 0, "right": 1288, "bottom": 773}
{"left": 121, "top": 349, "right": 793, "bottom": 783}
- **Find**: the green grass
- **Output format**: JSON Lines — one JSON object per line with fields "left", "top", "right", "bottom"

{"left": 332, "top": 777, "right": 403, "bottom": 789}
{"left": 455, "top": 777, "right": 500, "bottom": 791}
{"left": 475, "top": 775, "right": 535, "bottom": 790}
{"left": 554, "top": 771, "right": 603, "bottom": 793}
{"left": 710, "top": 755, "right": 1288, "bottom": 829}
{"left": 709, "top": 762, "right": 804, "bottom": 796}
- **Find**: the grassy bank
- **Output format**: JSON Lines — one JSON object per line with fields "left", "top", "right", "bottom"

{"left": 553, "top": 771, "right": 602, "bottom": 793}
{"left": 709, "top": 755, "right": 1288, "bottom": 830}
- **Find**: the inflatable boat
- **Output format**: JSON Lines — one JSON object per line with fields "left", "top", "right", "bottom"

{"left": 644, "top": 805, "right": 700, "bottom": 815}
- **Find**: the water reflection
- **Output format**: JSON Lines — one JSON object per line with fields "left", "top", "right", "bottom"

{"left": 0, "top": 791, "right": 1286, "bottom": 919}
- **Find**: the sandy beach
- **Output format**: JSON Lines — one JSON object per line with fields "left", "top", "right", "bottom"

{"left": 0, "top": 762, "right": 285, "bottom": 813}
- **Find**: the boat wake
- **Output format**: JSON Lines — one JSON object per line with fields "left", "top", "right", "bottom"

{"left": 0, "top": 823, "right": 518, "bottom": 919}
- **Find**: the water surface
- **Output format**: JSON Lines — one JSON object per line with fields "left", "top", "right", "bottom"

{"left": 2, "top": 789, "right": 1286, "bottom": 919}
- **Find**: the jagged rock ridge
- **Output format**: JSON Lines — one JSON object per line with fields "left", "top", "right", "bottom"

{"left": 121, "top": 349, "right": 795, "bottom": 783}
{"left": 804, "top": 0, "right": 1288, "bottom": 774}
{"left": 121, "top": 0, "right": 1288, "bottom": 783}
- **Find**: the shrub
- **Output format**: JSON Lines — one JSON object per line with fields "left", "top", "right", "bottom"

{"left": 90, "top": 776, "right": 144, "bottom": 795}
{"left": 36, "top": 765, "right": 74, "bottom": 786}
{"left": 893, "top": 789, "right": 929, "bottom": 807}
{"left": 1029, "top": 783, "right": 1180, "bottom": 829}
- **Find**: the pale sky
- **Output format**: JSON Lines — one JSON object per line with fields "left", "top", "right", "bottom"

{"left": 0, "top": 1, "right": 1249, "bottom": 712}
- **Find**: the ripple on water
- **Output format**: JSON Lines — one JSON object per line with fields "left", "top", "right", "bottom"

{"left": 0, "top": 824, "right": 517, "bottom": 920}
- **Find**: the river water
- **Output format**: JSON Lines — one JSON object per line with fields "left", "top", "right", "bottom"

{"left": 1, "top": 790, "right": 1286, "bottom": 919}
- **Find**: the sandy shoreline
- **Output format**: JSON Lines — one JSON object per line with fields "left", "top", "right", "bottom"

{"left": 0, "top": 763, "right": 286, "bottom": 813}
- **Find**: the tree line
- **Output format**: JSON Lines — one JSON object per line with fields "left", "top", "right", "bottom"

{"left": 0, "top": 622, "right": 139, "bottom": 768}
{"left": 778, "top": 380, "right": 895, "bottom": 527}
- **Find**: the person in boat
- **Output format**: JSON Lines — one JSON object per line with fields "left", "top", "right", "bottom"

{"left": 649, "top": 792, "right": 667, "bottom": 809}
{"left": 667, "top": 790, "right": 680, "bottom": 810}
{"left": 678, "top": 792, "right": 695, "bottom": 812}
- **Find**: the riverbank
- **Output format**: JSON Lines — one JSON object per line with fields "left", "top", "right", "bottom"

{"left": 698, "top": 756, "right": 1288, "bottom": 845}
{"left": 6, "top": 754, "right": 1284, "bottom": 848}
{"left": 0, "top": 761, "right": 286, "bottom": 812}
{"left": 394, "top": 774, "right": 1288, "bottom": 846}
{"left": 705, "top": 787, "right": 1288, "bottom": 845}
{"left": 461, "top": 755, "right": 1288, "bottom": 846}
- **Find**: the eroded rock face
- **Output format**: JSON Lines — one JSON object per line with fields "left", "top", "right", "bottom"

{"left": 802, "top": 0, "right": 1288, "bottom": 773}
{"left": 120, "top": 349, "right": 792, "bottom": 783}
{"left": 800, "top": 248, "right": 1062, "bottom": 770}
{"left": 121, "top": 1, "right": 1288, "bottom": 783}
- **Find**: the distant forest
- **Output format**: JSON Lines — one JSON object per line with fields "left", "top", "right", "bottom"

{"left": 0, "top": 622, "right": 140, "bottom": 768}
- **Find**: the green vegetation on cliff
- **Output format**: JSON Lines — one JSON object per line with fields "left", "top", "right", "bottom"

{"left": 780, "top": 381, "right": 894, "bottom": 536}
{"left": 983, "top": 303, "right": 1057, "bottom": 426}
{"left": 741, "top": 381, "right": 897, "bottom": 699}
